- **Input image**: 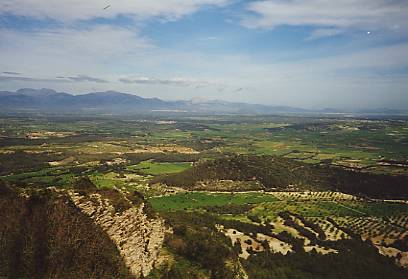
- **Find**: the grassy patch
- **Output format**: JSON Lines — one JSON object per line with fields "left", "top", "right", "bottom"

{"left": 149, "top": 192, "right": 278, "bottom": 212}
{"left": 89, "top": 172, "right": 126, "bottom": 189}
{"left": 250, "top": 201, "right": 365, "bottom": 219}
{"left": 127, "top": 160, "right": 192, "bottom": 175}
{"left": 344, "top": 201, "right": 408, "bottom": 217}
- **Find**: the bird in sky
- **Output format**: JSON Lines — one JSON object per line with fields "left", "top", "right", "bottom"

{"left": 103, "top": 4, "right": 111, "bottom": 10}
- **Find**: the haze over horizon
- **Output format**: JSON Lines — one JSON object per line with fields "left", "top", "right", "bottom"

{"left": 1, "top": 0, "right": 408, "bottom": 110}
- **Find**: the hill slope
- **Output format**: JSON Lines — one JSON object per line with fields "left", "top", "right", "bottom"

{"left": 0, "top": 183, "right": 164, "bottom": 279}
{"left": 152, "top": 155, "right": 408, "bottom": 199}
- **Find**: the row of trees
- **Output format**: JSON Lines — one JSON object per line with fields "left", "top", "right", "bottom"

{"left": 244, "top": 239, "right": 407, "bottom": 279}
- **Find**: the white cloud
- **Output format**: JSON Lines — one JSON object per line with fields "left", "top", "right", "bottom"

{"left": 0, "top": 0, "right": 230, "bottom": 22}
{"left": 57, "top": 75, "right": 108, "bottom": 83}
{"left": 306, "top": 28, "right": 344, "bottom": 40}
{"left": 2, "top": 71, "right": 22, "bottom": 75}
{"left": 0, "top": 25, "right": 151, "bottom": 75}
{"left": 0, "top": 73, "right": 108, "bottom": 83}
{"left": 0, "top": 22, "right": 407, "bottom": 108}
{"left": 0, "top": 75, "right": 55, "bottom": 82}
{"left": 118, "top": 76, "right": 219, "bottom": 88}
{"left": 243, "top": 0, "right": 408, "bottom": 36}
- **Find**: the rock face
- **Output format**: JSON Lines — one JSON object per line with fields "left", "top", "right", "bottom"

{"left": 68, "top": 191, "right": 165, "bottom": 277}
{"left": 0, "top": 185, "right": 165, "bottom": 279}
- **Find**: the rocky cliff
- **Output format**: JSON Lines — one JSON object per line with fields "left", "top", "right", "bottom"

{"left": 0, "top": 183, "right": 165, "bottom": 279}
{"left": 68, "top": 190, "right": 165, "bottom": 277}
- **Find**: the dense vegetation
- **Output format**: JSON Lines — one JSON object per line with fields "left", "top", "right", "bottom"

{"left": 125, "top": 152, "right": 201, "bottom": 165}
{"left": 244, "top": 240, "right": 407, "bottom": 279}
{"left": 0, "top": 183, "right": 133, "bottom": 279}
{"left": 153, "top": 154, "right": 408, "bottom": 199}
{"left": 149, "top": 210, "right": 408, "bottom": 279}
{"left": 0, "top": 150, "right": 64, "bottom": 176}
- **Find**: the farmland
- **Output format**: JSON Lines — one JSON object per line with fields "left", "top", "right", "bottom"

{"left": 149, "top": 191, "right": 278, "bottom": 211}
{"left": 1, "top": 114, "right": 408, "bottom": 278}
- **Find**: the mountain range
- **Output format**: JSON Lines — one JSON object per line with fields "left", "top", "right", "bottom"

{"left": 0, "top": 88, "right": 406, "bottom": 115}
{"left": 0, "top": 88, "right": 308, "bottom": 114}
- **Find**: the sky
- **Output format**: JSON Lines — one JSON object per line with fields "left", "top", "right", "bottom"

{"left": 0, "top": 0, "right": 408, "bottom": 109}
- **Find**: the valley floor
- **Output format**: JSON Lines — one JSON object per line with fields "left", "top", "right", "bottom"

{"left": 0, "top": 114, "right": 407, "bottom": 278}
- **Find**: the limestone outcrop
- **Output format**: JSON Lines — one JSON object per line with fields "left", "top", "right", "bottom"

{"left": 68, "top": 191, "right": 165, "bottom": 277}
{"left": 0, "top": 184, "right": 165, "bottom": 279}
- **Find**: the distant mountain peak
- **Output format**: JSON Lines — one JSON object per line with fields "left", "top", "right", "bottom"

{"left": 0, "top": 88, "right": 307, "bottom": 114}
{"left": 90, "top": 90, "right": 122, "bottom": 95}
{"left": 190, "top": 97, "right": 209, "bottom": 104}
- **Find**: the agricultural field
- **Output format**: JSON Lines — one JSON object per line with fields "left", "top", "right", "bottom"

{"left": 149, "top": 191, "right": 278, "bottom": 211}
{"left": 127, "top": 160, "right": 192, "bottom": 175}
{"left": 1, "top": 114, "right": 408, "bottom": 278}
{"left": 150, "top": 190, "right": 408, "bottom": 267}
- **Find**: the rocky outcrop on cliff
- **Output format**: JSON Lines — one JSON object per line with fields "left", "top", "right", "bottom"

{"left": 68, "top": 190, "right": 165, "bottom": 277}
{"left": 0, "top": 183, "right": 165, "bottom": 279}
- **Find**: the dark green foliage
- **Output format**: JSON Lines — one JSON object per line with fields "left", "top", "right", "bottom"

{"left": 72, "top": 176, "right": 97, "bottom": 192}
{"left": 167, "top": 230, "right": 233, "bottom": 278}
{"left": 97, "top": 188, "right": 134, "bottom": 213}
{"left": 148, "top": 258, "right": 209, "bottom": 279}
{"left": 220, "top": 219, "right": 274, "bottom": 237}
{"left": 327, "top": 217, "right": 359, "bottom": 238}
{"left": 153, "top": 154, "right": 408, "bottom": 199}
{"left": 243, "top": 240, "right": 408, "bottom": 279}
{"left": 129, "top": 191, "right": 145, "bottom": 205}
{"left": 0, "top": 150, "right": 63, "bottom": 176}
{"left": 163, "top": 211, "right": 236, "bottom": 279}
{"left": 274, "top": 231, "right": 305, "bottom": 252}
{"left": 279, "top": 211, "right": 319, "bottom": 243}
{"left": 0, "top": 189, "right": 133, "bottom": 279}
{"left": 291, "top": 212, "right": 326, "bottom": 240}
{"left": 204, "top": 204, "right": 253, "bottom": 215}
{"left": 0, "top": 179, "right": 15, "bottom": 196}
{"left": 180, "top": 139, "right": 225, "bottom": 151}
{"left": 125, "top": 152, "right": 200, "bottom": 165}
{"left": 390, "top": 236, "right": 408, "bottom": 252}
{"left": 247, "top": 214, "right": 262, "bottom": 223}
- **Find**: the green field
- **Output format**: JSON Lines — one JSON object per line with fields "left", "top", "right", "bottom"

{"left": 149, "top": 192, "right": 278, "bottom": 211}
{"left": 127, "top": 160, "right": 192, "bottom": 175}
{"left": 89, "top": 171, "right": 126, "bottom": 188}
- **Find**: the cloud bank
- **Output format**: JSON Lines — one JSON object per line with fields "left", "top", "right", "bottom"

{"left": 0, "top": 0, "right": 407, "bottom": 109}
{"left": 243, "top": 0, "right": 408, "bottom": 37}
{"left": 0, "top": 0, "right": 230, "bottom": 22}
{"left": 118, "top": 76, "right": 218, "bottom": 88}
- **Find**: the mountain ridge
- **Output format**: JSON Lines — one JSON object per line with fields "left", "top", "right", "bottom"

{"left": 0, "top": 88, "right": 406, "bottom": 115}
{"left": 0, "top": 88, "right": 308, "bottom": 114}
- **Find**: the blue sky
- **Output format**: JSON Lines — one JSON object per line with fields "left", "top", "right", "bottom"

{"left": 1, "top": 0, "right": 408, "bottom": 109}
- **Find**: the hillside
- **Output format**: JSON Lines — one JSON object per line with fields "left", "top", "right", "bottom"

{"left": 0, "top": 182, "right": 165, "bottom": 279}
{"left": 152, "top": 155, "right": 408, "bottom": 199}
